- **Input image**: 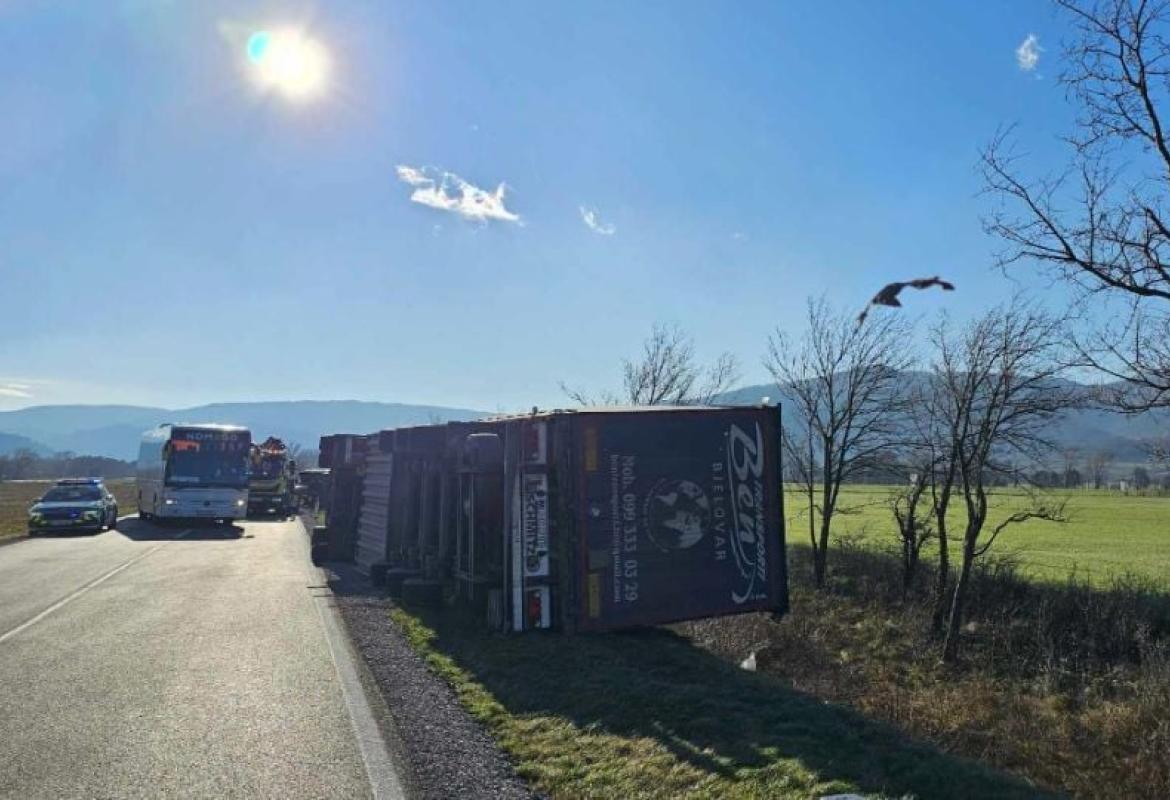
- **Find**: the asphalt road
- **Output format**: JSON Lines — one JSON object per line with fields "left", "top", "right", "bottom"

{"left": 0, "top": 517, "right": 404, "bottom": 799}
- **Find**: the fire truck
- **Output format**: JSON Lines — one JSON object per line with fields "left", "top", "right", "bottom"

{"left": 247, "top": 436, "right": 297, "bottom": 517}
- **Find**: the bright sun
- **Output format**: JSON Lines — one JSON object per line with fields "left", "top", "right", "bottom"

{"left": 246, "top": 29, "right": 329, "bottom": 101}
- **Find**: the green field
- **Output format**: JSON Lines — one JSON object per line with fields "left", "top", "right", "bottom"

{"left": 0, "top": 479, "right": 138, "bottom": 543}
{"left": 786, "top": 485, "right": 1170, "bottom": 587}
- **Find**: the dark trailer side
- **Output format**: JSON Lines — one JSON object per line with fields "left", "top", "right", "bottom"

{"left": 326, "top": 405, "right": 787, "bottom": 633}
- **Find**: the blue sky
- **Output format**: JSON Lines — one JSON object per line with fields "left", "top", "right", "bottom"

{"left": 0, "top": 0, "right": 1078, "bottom": 411}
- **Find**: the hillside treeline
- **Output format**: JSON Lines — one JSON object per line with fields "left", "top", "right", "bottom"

{"left": 0, "top": 449, "right": 135, "bottom": 481}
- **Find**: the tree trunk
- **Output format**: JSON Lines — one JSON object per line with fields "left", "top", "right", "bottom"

{"left": 902, "top": 541, "right": 919, "bottom": 595}
{"left": 931, "top": 526, "right": 949, "bottom": 632}
{"left": 813, "top": 514, "right": 831, "bottom": 588}
{"left": 942, "top": 536, "right": 975, "bottom": 662}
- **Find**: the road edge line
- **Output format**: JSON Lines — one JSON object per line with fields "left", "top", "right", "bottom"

{"left": 313, "top": 587, "right": 408, "bottom": 800}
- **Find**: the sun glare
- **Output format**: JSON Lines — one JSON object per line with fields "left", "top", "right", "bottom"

{"left": 247, "top": 29, "right": 329, "bottom": 101}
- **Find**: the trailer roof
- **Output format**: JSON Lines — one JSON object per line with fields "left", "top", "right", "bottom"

{"left": 478, "top": 404, "right": 774, "bottom": 422}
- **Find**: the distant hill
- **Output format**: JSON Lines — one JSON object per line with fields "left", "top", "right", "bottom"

{"left": 0, "top": 431, "right": 52, "bottom": 457}
{"left": 0, "top": 401, "right": 486, "bottom": 461}
{"left": 717, "top": 376, "right": 1170, "bottom": 467}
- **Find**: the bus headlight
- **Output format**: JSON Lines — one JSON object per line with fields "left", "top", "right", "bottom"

{"left": 236, "top": 499, "right": 246, "bottom": 507}
{"left": 164, "top": 498, "right": 178, "bottom": 505}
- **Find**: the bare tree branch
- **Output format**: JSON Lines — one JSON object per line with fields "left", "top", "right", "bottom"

{"left": 931, "top": 301, "right": 1080, "bottom": 662}
{"left": 983, "top": 0, "right": 1170, "bottom": 409}
{"left": 562, "top": 323, "right": 740, "bottom": 407}
{"left": 765, "top": 296, "right": 915, "bottom": 588}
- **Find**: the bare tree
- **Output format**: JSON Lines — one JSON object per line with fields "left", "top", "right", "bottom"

{"left": 561, "top": 323, "right": 740, "bottom": 407}
{"left": 1061, "top": 446, "right": 1083, "bottom": 489}
{"left": 286, "top": 442, "right": 317, "bottom": 470}
{"left": 1143, "top": 434, "right": 1170, "bottom": 464}
{"left": 9, "top": 448, "right": 37, "bottom": 480}
{"left": 765, "top": 297, "right": 915, "bottom": 588}
{"left": 890, "top": 466, "right": 934, "bottom": 596}
{"left": 982, "top": 0, "right": 1170, "bottom": 411}
{"left": 930, "top": 303, "right": 1077, "bottom": 662}
{"left": 1087, "top": 449, "right": 1117, "bottom": 488}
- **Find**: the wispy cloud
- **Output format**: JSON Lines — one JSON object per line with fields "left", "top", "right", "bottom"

{"left": 579, "top": 206, "right": 616, "bottom": 236}
{"left": 1016, "top": 34, "right": 1041, "bottom": 72}
{"left": 731, "top": 231, "right": 748, "bottom": 242}
{"left": 0, "top": 382, "right": 32, "bottom": 399}
{"left": 395, "top": 165, "right": 521, "bottom": 224}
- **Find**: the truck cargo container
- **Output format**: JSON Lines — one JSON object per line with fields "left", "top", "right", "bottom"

{"left": 317, "top": 433, "right": 369, "bottom": 562}
{"left": 321, "top": 405, "right": 787, "bottom": 633}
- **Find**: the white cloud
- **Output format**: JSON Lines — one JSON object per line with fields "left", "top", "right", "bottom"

{"left": 395, "top": 165, "right": 430, "bottom": 187}
{"left": 1016, "top": 34, "right": 1041, "bottom": 72}
{"left": 395, "top": 165, "right": 521, "bottom": 224}
{"left": 0, "top": 382, "right": 32, "bottom": 399}
{"left": 731, "top": 231, "right": 747, "bottom": 242}
{"left": 579, "top": 206, "right": 616, "bottom": 236}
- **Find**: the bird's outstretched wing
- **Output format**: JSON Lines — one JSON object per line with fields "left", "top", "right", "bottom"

{"left": 907, "top": 276, "right": 955, "bottom": 291}
{"left": 857, "top": 275, "right": 956, "bottom": 326}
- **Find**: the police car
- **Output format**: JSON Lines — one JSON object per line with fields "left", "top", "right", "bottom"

{"left": 27, "top": 478, "right": 120, "bottom": 536}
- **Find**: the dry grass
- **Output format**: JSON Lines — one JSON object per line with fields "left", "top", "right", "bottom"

{"left": 0, "top": 479, "right": 138, "bottom": 542}
{"left": 681, "top": 544, "right": 1170, "bottom": 799}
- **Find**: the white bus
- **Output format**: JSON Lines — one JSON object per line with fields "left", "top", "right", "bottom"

{"left": 137, "top": 424, "right": 252, "bottom": 522}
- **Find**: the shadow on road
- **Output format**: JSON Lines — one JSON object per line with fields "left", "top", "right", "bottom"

{"left": 114, "top": 518, "right": 250, "bottom": 541}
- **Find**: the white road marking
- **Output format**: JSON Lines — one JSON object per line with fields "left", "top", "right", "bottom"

{"left": 313, "top": 585, "right": 407, "bottom": 800}
{"left": 0, "top": 528, "right": 192, "bottom": 645}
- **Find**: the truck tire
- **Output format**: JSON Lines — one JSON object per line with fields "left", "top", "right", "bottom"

{"left": 310, "top": 542, "right": 328, "bottom": 566}
{"left": 310, "top": 525, "right": 329, "bottom": 549}
{"left": 385, "top": 568, "right": 421, "bottom": 599}
{"left": 401, "top": 578, "right": 443, "bottom": 607}
{"left": 369, "top": 563, "right": 389, "bottom": 588}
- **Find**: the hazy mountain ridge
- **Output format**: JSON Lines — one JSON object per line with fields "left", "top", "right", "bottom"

{"left": 0, "top": 400, "right": 486, "bottom": 460}
{"left": 2, "top": 375, "right": 1167, "bottom": 465}
{"left": 0, "top": 431, "right": 52, "bottom": 457}
{"left": 717, "top": 376, "right": 1170, "bottom": 465}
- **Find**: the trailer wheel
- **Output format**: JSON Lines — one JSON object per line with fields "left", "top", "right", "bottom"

{"left": 310, "top": 542, "right": 328, "bottom": 566}
{"left": 310, "top": 525, "right": 329, "bottom": 549}
{"left": 401, "top": 579, "right": 442, "bottom": 607}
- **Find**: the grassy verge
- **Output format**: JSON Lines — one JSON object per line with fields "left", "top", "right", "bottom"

{"left": 390, "top": 542, "right": 1170, "bottom": 798}
{"left": 683, "top": 544, "right": 1170, "bottom": 798}
{"left": 0, "top": 479, "right": 138, "bottom": 542}
{"left": 390, "top": 605, "right": 1047, "bottom": 799}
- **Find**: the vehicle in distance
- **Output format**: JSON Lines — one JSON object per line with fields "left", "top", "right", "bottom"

{"left": 247, "top": 436, "right": 296, "bottom": 517}
{"left": 28, "top": 478, "right": 119, "bottom": 536}
{"left": 137, "top": 424, "right": 252, "bottom": 522}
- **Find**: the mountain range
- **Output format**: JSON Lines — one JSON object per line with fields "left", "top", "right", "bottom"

{"left": 0, "top": 376, "right": 1166, "bottom": 466}
{"left": 718, "top": 378, "right": 1170, "bottom": 465}
{"left": 0, "top": 401, "right": 484, "bottom": 461}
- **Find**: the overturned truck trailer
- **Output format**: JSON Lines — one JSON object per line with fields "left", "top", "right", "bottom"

{"left": 325, "top": 405, "right": 787, "bottom": 632}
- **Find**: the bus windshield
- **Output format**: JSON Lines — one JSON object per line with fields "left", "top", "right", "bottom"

{"left": 166, "top": 435, "right": 249, "bottom": 487}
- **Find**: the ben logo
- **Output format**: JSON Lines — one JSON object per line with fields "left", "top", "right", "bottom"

{"left": 727, "top": 423, "right": 767, "bottom": 604}
{"left": 644, "top": 479, "right": 711, "bottom": 552}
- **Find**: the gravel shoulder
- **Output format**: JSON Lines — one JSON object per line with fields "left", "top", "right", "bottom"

{"left": 330, "top": 565, "right": 535, "bottom": 800}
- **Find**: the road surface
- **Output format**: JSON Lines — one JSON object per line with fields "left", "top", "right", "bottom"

{"left": 0, "top": 517, "right": 405, "bottom": 799}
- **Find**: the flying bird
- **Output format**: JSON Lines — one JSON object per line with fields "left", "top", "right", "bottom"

{"left": 857, "top": 276, "right": 955, "bottom": 325}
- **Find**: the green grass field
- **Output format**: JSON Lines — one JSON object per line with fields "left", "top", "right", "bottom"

{"left": 786, "top": 485, "right": 1170, "bottom": 587}
{"left": 0, "top": 479, "right": 138, "bottom": 543}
